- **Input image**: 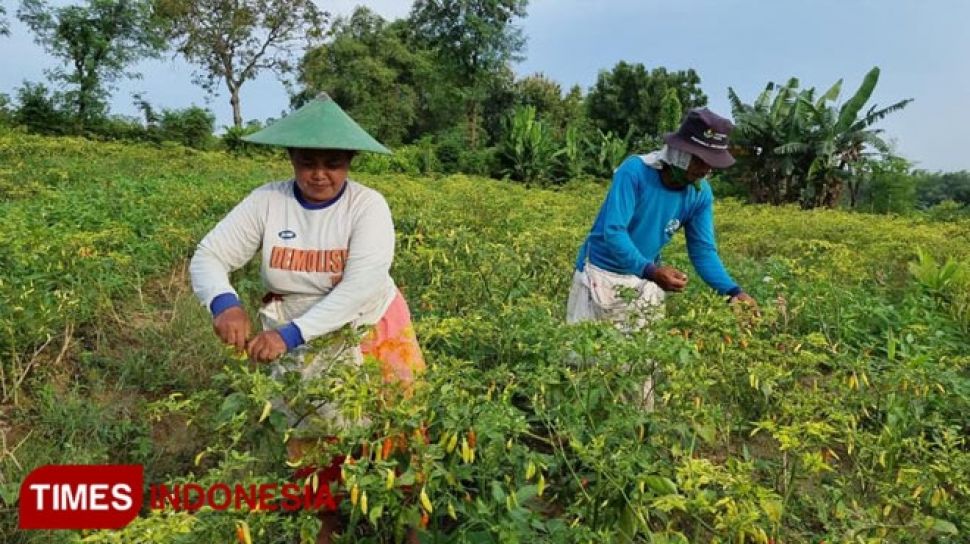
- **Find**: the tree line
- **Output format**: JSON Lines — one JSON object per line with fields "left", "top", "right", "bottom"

{"left": 1, "top": 0, "right": 963, "bottom": 215}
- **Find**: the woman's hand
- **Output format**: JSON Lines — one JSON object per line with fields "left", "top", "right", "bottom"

{"left": 213, "top": 306, "right": 251, "bottom": 350}
{"left": 247, "top": 331, "right": 287, "bottom": 363}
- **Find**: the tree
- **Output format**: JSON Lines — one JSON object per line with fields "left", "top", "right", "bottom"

{"left": 132, "top": 92, "right": 158, "bottom": 130}
{"left": 156, "top": 0, "right": 327, "bottom": 128}
{"left": 514, "top": 73, "right": 562, "bottom": 122}
{"left": 726, "top": 77, "right": 801, "bottom": 204}
{"left": 409, "top": 0, "right": 529, "bottom": 147}
{"left": 296, "top": 8, "right": 431, "bottom": 146}
{"left": 657, "top": 87, "right": 683, "bottom": 135}
{"left": 477, "top": 64, "right": 516, "bottom": 145}
{"left": 560, "top": 85, "right": 587, "bottom": 128}
{"left": 730, "top": 67, "right": 912, "bottom": 208}
{"left": 1, "top": 5, "right": 10, "bottom": 36}
{"left": 865, "top": 156, "right": 916, "bottom": 214}
{"left": 17, "top": 0, "right": 165, "bottom": 130}
{"left": 586, "top": 62, "right": 706, "bottom": 141}
{"left": 0, "top": 93, "right": 12, "bottom": 125}
{"left": 497, "top": 105, "right": 557, "bottom": 184}
{"left": 916, "top": 170, "right": 970, "bottom": 209}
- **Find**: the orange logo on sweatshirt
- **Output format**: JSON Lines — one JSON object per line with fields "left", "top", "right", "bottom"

{"left": 270, "top": 247, "right": 348, "bottom": 274}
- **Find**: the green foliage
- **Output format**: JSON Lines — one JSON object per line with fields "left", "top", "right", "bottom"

{"left": 7, "top": 84, "right": 216, "bottom": 145}
{"left": 657, "top": 88, "right": 683, "bottom": 135}
{"left": 11, "top": 81, "right": 73, "bottom": 135}
{"left": 476, "top": 65, "right": 518, "bottom": 146}
{"left": 554, "top": 124, "right": 588, "bottom": 181}
{"left": 513, "top": 73, "right": 562, "bottom": 123}
{"left": 909, "top": 248, "right": 970, "bottom": 331}
{"left": 865, "top": 159, "right": 917, "bottom": 214}
{"left": 457, "top": 146, "right": 499, "bottom": 177}
{"left": 156, "top": 106, "right": 215, "bottom": 149}
{"left": 0, "top": 94, "right": 12, "bottom": 126}
{"left": 155, "top": 0, "right": 326, "bottom": 128}
{"left": 909, "top": 248, "right": 969, "bottom": 295}
{"left": 433, "top": 126, "right": 471, "bottom": 174}
{"left": 708, "top": 172, "right": 748, "bottom": 199}
{"left": 296, "top": 9, "right": 429, "bottom": 147}
{"left": 590, "top": 128, "right": 632, "bottom": 179}
{"left": 221, "top": 121, "right": 271, "bottom": 156}
{"left": 17, "top": 0, "right": 165, "bottom": 129}
{"left": 0, "top": 129, "right": 287, "bottom": 404}
{"left": 354, "top": 145, "right": 430, "bottom": 176}
{"left": 4, "top": 128, "right": 970, "bottom": 544}
{"left": 916, "top": 170, "right": 970, "bottom": 208}
{"left": 586, "top": 62, "right": 707, "bottom": 141}
{"left": 408, "top": 0, "right": 530, "bottom": 147}
{"left": 87, "top": 113, "right": 152, "bottom": 142}
{"left": 408, "top": 0, "right": 528, "bottom": 84}
{"left": 293, "top": 4, "right": 532, "bottom": 150}
{"left": 730, "top": 67, "right": 912, "bottom": 209}
{"left": 560, "top": 85, "right": 588, "bottom": 130}
{"left": 497, "top": 105, "right": 558, "bottom": 184}
{"left": 925, "top": 199, "right": 969, "bottom": 222}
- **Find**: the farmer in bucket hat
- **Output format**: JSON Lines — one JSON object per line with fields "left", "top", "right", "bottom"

{"left": 567, "top": 108, "right": 757, "bottom": 408}
{"left": 190, "top": 93, "right": 424, "bottom": 543}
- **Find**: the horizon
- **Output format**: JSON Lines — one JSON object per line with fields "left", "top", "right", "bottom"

{"left": 2, "top": 0, "right": 967, "bottom": 172}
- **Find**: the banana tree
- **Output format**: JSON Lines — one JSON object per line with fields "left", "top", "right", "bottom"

{"left": 730, "top": 67, "right": 912, "bottom": 208}
{"left": 729, "top": 77, "right": 810, "bottom": 204}
{"left": 498, "top": 105, "right": 559, "bottom": 184}
{"left": 796, "top": 67, "right": 912, "bottom": 207}
{"left": 590, "top": 127, "right": 633, "bottom": 179}
{"left": 555, "top": 124, "right": 588, "bottom": 181}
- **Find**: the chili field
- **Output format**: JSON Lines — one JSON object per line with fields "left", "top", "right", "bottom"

{"left": 1, "top": 129, "right": 969, "bottom": 543}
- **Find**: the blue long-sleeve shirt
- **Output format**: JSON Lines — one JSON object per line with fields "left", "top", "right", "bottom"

{"left": 575, "top": 156, "right": 742, "bottom": 296}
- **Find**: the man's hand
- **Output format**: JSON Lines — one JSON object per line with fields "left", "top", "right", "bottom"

{"left": 247, "top": 331, "right": 287, "bottom": 363}
{"left": 730, "top": 292, "right": 757, "bottom": 306}
{"left": 730, "top": 292, "right": 761, "bottom": 316}
{"left": 652, "top": 266, "right": 688, "bottom": 292}
{"left": 213, "top": 306, "right": 251, "bottom": 350}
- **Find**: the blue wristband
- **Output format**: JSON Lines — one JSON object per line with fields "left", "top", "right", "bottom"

{"left": 210, "top": 293, "right": 241, "bottom": 317}
{"left": 277, "top": 322, "right": 306, "bottom": 351}
{"left": 641, "top": 263, "right": 658, "bottom": 280}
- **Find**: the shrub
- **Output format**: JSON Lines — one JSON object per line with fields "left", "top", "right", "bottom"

{"left": 156, "top": 106, "right": 216, "bottom": 150}
{"left": 13, "top": 81, "right": 73, "bottom": 135}
{"left": 434, "top": 128, "right": 467, "bottom": 174}
{"left": 457, "top": 146, "right": 499, "bottom": 177}
{"left": 925, "top": 200, "right": 969, "bottom": 222}
{"left": 222, "top": 122, "right": 272, "bottom": 156}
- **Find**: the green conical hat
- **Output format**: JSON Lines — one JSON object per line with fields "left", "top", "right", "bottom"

{"left": 242, "top": 93, "right": 391, "bottom": 154}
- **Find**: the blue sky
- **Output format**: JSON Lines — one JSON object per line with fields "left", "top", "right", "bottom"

{"left": 2, "top": 0, "right": 968, "bottom": 171}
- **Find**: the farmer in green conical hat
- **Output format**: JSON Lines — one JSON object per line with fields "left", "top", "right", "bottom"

{"left": 190, "top": 93, "right": 424, "bottom": 544}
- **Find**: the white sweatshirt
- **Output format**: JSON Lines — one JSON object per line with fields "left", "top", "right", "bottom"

{"left": 189, "top": 179, "right": 398, "bottom": 344}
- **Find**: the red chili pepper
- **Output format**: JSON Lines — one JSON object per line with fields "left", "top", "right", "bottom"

{"left": 382, "top": 437, "right": 395, "bottom": 460}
